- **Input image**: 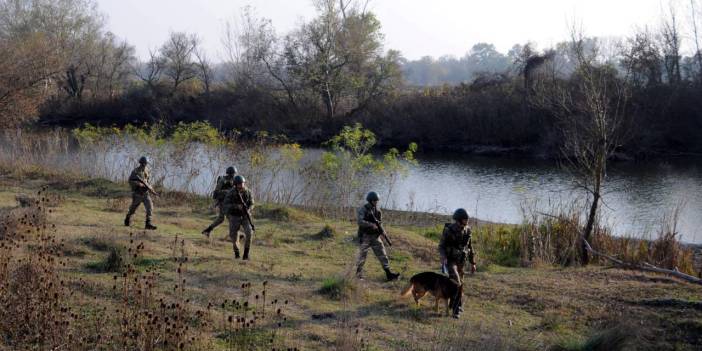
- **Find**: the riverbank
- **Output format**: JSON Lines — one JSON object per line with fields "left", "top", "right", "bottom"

{"left": 1, "top": 168, "right": 701, "bottom": 350}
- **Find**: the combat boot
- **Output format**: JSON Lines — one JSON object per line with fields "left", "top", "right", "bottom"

{"left": 124, "top": 215, "right": 131, "bottom": 227}
{"left": 451, "top": 292, "right": 463, "bottom": 318}
{"left": 145, "top": 221, "right": 157, "bottom": 230}
{"left": 355, "top": 266, "right": 364, "bottom": 280}
{"left": 242, "top": 247, "right": 250, "bottom": 260}
{"left": 384, "top": 268, "right": 400, "bottom": 281}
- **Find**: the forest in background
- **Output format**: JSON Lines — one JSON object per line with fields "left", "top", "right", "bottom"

{"left": 1, "top": 0, "right": 702, "bottom": 157}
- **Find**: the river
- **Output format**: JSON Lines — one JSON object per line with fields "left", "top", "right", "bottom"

{"left": 384, "top": 153, "right": 702, "bottom": 244}
{"left": 5, "top": 133, "right": 700, "bottom": 244}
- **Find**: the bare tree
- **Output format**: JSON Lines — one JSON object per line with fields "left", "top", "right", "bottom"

{"left": 533, "top": 29, "right": 629, "bottom": 265}
{"left": 135, "top": 49, "right": 165, "bottom": 91}
{"left": 105, "top": 38, "right": 136, "bottom": 98}
{"left": 194, "top": 47, "right": 213, "bottom": 95}
{"left": 222, "top": 7, "right": 301, "bottom": 110}
{"left": 160, "top": 32, "right": 199, "bottom": 93}
{"left": 691, "top": 0, "right": 702, "bottom": 81}
{"left": 91, "top": 32, "right": 135, "bottom": 99}
{"left": 661, "top": 1, "right": 682, "bottom": 84}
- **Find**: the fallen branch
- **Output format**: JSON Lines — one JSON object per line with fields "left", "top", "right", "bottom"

{"left": 583, "top": 239, "right": 702, "bottom": 286}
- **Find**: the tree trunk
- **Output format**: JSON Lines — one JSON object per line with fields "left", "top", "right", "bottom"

{"left": 323, "top": 83, "right": 334, "bottom": 118}
{"left": 582, "top": 144, "right": 605, "bottom": 265}
{"left": 581, "top": 189, "right": 600, "bottom": 265}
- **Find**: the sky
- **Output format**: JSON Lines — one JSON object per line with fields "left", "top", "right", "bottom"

{"left": 96, "top": 0, "right": 688, "bottom": 62}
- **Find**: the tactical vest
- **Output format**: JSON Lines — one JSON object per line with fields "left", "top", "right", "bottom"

{"left": 128, "top": 167, "right": 149, "bottom": 193}
{"left": 221, "top": 176, "right": 235, "bottom": 191}
{"left": 360, "top": 204, "right": 382, "bottom": 236}
{"left": 444, "top": 223, "right": 471, "bottom": 262}
{"left": 229, "top": 189, "right": 252, "bottom": 216}
{"left": 214, "top": 176, "right": 236, "bottom": 201}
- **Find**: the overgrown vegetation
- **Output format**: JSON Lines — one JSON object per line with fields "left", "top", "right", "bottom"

{"left": 0, "top": 167, "right": 700, "bottom": 350}
{"left": 2, "top": 0, "right": 700, "bottom": 157}
{"left": 0, "top": 186, "right": 293, "bottom": 350}
{"left": 465, "top": 204, "right": 699, "bottom": 276}
{"left": 318, "top": 276, "right": 356, "bottom": 300}
{"left": 1, "top": 122, "right": 417, "bottom": 214}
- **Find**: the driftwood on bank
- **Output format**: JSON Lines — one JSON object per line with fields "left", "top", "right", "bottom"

{"left": 583, "top": 239, "right": 702, "bottom": 286}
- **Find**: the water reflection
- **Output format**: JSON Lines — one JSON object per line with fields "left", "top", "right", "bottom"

{"left": 386, "top": 153, "right": 702, "bottom": 244}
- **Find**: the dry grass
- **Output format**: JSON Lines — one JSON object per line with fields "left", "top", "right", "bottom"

{"left": 104, "top": 197, "right": 130, "bottom": 212}
{"left": 516, "top": 204, "right": 698, "bottom": 276}
{"left": 0, "top": 186, "right": 293, "bottom": 350}
{"left": 0, "top": 171, "right": 700, "bottom": 350}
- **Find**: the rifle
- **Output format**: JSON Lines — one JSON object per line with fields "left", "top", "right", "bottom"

{"left": 235, "top": 190, "right": 256, "bottom": 231}
{"left": 368, "top": 210, "right": 392, "bottom": 246}
{"left": 132, "top": 175, "right": 159, "bottom": 196}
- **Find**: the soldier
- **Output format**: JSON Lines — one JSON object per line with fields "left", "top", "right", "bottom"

{"left": 354, "top": 191, "right": 400, "bottom": 281}
{"left": 438, "top": 208, "right": 476, "bottom": 318}
{"left": 222, "top": 175, "right": 254, "bottom": 260}
{"left": 124, "top": 156, "right": 157, "bottom": 230}
{"left": 201, "top": 166, "right": 237, "bottom": 237}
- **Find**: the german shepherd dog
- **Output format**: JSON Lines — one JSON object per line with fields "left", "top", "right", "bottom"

{"left": 400, "top": 272, "right": 463, "bottom": 316}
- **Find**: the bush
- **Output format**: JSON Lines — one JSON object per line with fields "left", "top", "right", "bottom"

{"left": 473, "top": 225, "right": 522, "bottom": 267}
{"left": 255, "top": 204, "right": 293, "bottom": 221}
{"left": 318, "top": 276, "right": 355, "bottom": 300}
{"left": 80, "top": 235, "right": 121, "bottom": 252}
{"left": 86, "top": 247, "right": 124, "bottom": 273}
{"left": 171, "top": 121, "right": 225, "bottom": 146}
{"left": 314, "top": 224, "right": 337, "bottom": 240}
{"left": 551, "top": 324, "right": 634, "bottom": 351}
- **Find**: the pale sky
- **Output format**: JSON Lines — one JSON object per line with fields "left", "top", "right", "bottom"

{"left": 96, "top": 0, "right": 689, "bottom": 61}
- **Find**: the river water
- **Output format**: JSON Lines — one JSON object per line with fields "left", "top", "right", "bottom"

{"left": 384, "top": 153, "right": 702, "bottom": 244}
{"left": 104, "top": 148, "right": 702, "bottom": 244}
{"left": 6, "top": 132, "right": 699, "bottom": 244}
{"left": 162, "top": 148, "right": 702, "bottom": 244}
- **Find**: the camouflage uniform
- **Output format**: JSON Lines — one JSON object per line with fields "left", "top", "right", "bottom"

{"left": 202, "top": 174, "right": 236, "bottom": 234}
{"left": 222, "top": 187, "right": 254, "bottom": 259}
{"left": 354, "top": 203, "right": 391, "bottom": 276}
{"left": 438, "top": 222, "right": 475, "bottom": 285}
{"left": 125, "top": 164, "right": 155, "bottom": 227}
{"left": 439, "top": 222, "right": 475, "bottom": 318}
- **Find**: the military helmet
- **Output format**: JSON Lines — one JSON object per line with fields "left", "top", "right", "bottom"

{"left": 138, "top": 156, "right": 148, "bottom": 165}
{"left": 452, "top": 208, "right": 469, "bottom": 221}
{"left": 233, "top": 175, "right": 246, "bottom": 184}
{"left": 226, "top": 166, "right": 237, "bottom": 175}
{"left": 366, "top": 191, "right": 380, "bottom": 202}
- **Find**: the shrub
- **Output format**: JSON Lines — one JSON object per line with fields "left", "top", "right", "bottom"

{"left": 473, "top": 225, "right": 522, "bottom": 267}
{"left": 86, "top": 247, "right": 124, "bottom": 273}
{"left": 171, "top": 121, "right": 225, "bottom": 146}
{"left": 315, "top": 224, "right": 337, "bottom": 239}
{"left": 318, "top": 276, "right": 355, "bottom": 300}
{"left": 551, "top": 324, "right": 634, "bottom": 351}
{"left": 104, "top": 197, "right": 129, "bottom": 212}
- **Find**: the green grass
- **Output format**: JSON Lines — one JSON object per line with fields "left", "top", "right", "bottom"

{"left": 318, "top": 276, "right": 355, "bottom": 300}
{"left": 554, "top": 325, "right": 634, "bottom": 351}
{"left": 1, "top": 170, "right": 701, "bottom": 350}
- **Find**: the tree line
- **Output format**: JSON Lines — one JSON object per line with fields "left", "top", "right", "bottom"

{"left": 1, "top": 0, "right": 702, "bottom": 158}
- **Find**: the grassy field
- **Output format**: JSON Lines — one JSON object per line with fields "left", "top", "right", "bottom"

{"left": 1, "top": 169, "right": 701, "bottom": 350}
